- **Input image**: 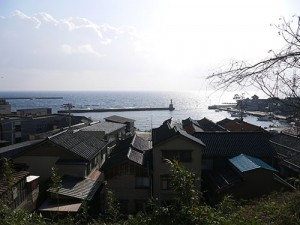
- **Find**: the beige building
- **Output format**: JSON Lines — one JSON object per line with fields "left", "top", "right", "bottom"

{"left": 152, "top": 118, "right": 205, "bottom": 203}
{"left": 101, "top": 134, "right": 151, "bottom": 214}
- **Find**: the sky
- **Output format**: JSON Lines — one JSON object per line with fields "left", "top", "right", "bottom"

{"left": 0, "top": 0, "right": 299, "bottom": 92}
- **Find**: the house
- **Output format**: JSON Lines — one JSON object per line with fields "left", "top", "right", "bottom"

{"left": 80, "top": 121, "right": 126, "bottom": 151}
{"left": 152, "top": 118, "right": 205, "bottom": 203}
{"left": 0, "top": 160, "right": 39, "bottom": 211}
{"left": 193, "top": 132, "right": 276, "bottom": 169}
{"left": 104, "top": 115, "right": 135, "bottom": 134}
{"left": 0, "top": 114, "right": 92, "bottom": 145}
{"left": 225, "top": 154, "right": 284, "bottom": 198}
{"left": 100, "top": 134, "right": 151, "bottom": 214}
{"left": 11, "top": 128, "right": 108, "bottom": 213}
{"left": 192, "top": 132, "right": 286, "bottom": 202}
{"left": 13, "top": 129, "right": 108, "bottom": 183}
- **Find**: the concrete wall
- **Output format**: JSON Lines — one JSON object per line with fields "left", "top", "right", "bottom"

{"left": 152, "top": 135, "right": 203, "bottom": 202}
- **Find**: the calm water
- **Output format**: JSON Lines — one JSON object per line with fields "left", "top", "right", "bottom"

{"left": 0, "top": 91, "right": 286, "bottom": 130}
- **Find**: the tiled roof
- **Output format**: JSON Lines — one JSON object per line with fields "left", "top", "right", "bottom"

{"left": 49, "top": 130, "right": 107, "bottom": 161}
{"left": 270, "top": 133, "right": 300, "bottom": 169}
{"left": 193, "top": 132, "right": 275, "bottom": 158}
{"left": 152, "top": 118, "right": 205, "bottom": 146}
{"left": 0, "top": 139, "right": 45, "bottom": 158}
{"left": 80, "top": 121, "right": 126, "bottom": 133}
{"left": 217, "top": 118, "right": 264, "bottom": 132}
{"left": 229, "top": 154, "right": 278, "bottom": 173}
{"left": 105, "top": 115, "right": 135, "bottom": 123}
{"left": 48, "top": 175, "right": 102, "bottom": 201}
{"left": 270, "top": 133, "right": 300, "bottom": 153}
{"left": 101, "top": 134, "right": 150, "bottom": 170}
{"left": 0, "top": 171, "right": 29, "bottom": 195}
{"left": 197, "top": 118, "right": 227, "bottom": 132}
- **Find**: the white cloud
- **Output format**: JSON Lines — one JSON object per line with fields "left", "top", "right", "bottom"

{"left": 12, "top": 10, "right": 41, "bottom": 28}
{"left": 61, "top": 44, "right": 104, "bottom": 57}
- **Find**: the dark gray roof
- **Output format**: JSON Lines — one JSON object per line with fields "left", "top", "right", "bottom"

{"left": 80, "top": 121, "right": 126, "bottom": 133}
{"left": 0, "top": 139, "right": 45, "bottom": 158}
{"left": 197, "top": 118, "right": 227, "bottom": 132}
{"left": 105, "top": 115, "right": 135, "bottom": 123}
{"left": 49, "top": 130, "right": 107, "bottom": 161}
{"left": 270, "top": 133, "right": 300, "bottom": 170}
{"left": 101, "top": 134, "right": 150, "bottom": 170}
{"left": 152, "top": 118, "right": 205, "bottom": 146}
{"left": 193, "top": 132, "right": 275, "bottom": 158}
{"left": 48, "top": 175, "right": 102, "bottom": 201}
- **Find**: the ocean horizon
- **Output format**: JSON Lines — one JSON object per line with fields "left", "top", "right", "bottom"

{"left": 0, "top": 90, "right": 280, "bottom": 131}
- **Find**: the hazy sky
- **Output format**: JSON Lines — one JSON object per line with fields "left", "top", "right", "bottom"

{"left": 0, "top": 0, "right": 299, "bottom": 91}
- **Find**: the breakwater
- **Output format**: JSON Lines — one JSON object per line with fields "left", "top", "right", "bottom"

{"left": 2, "top": 97, "right": 63, "bottom": 100}
{"left": 58, "top": 107, "right": 175, "bottom": 113}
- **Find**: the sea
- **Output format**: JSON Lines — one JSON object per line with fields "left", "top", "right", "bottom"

{"left": 0, "top": 91, "right": 289, "bottom": 131}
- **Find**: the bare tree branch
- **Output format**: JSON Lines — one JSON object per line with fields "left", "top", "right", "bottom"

{"left": 207, "top": 16, "right": 300, "bottom": 111}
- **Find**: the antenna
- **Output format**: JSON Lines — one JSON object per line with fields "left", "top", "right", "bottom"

{"left": 63, "top": 103, "right": 74, "bottom": 128}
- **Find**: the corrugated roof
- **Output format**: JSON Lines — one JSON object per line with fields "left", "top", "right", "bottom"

{"left": 193, "top": 132, "right": 275, "bottom": 158}
{"left": 80, "top": 121, "right": 125, "bottom": 133}
{"left": 49, "top": 130, "right": 107, "bottom": 161}
{"left": 48, "top": 175, "right": 102, "bottom": 201}
{"left": 105, "top": 115, "right": 135, "bottom": 123}
{"left": 229, "top": 154, "right": 277, "bottom": 173}
{"left": 38, "top": 198, "right": 82, "bottom": 212}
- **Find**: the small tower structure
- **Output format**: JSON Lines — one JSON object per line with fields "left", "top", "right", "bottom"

{"left": 169, "top": 99, "right": 175, "bottom": 111}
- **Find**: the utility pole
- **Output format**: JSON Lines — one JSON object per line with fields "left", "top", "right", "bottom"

{"left": 63, "top": 103, "right": 74, "bottom": 128}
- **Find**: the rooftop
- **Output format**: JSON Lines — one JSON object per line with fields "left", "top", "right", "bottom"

{"left": 80, "top": 121, "right": 126, "bottom": 133}
{"left": 105, "top": 115, "right": 135, "bottom": 123}
{"left": 101, "top": 134, "right": 151, "bottom": 170}
{"left": 229, "top": 154, "right": 278, "bottom": 173}
{"left": 194, "top": 132, "right": 275, "bottom": 158}
{"left": 49, "top": 130, "right": 107, "bottom": 161}
{"left": 47, "top": 175, "right": 102, "bottom": 201}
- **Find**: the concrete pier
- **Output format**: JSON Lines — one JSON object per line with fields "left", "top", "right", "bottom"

{"left": 58, "top": 107, "right": 175, "bottom": 113}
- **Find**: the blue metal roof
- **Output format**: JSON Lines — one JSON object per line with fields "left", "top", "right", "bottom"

{"left": 229, "top": 154, "right": 278, "bottom": 173}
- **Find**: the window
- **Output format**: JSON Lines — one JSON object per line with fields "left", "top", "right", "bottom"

{"left": 135, "top": 177, "right": 150, "bottom": 188}
{"left": 160, "top": 175, "right": 171, "bottom": 190}
{"left": 162, "top": 150, "right": 192, "bottom": 162}
{"left": 14, "top": 125, "right": 21, "bottom": 132}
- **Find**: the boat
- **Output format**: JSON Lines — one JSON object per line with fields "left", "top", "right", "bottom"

{"left": 257, "top": 115, "right": 272, "bottom": 121}
{"left": 230, "top": 112, "right": 247, "bottom": 117}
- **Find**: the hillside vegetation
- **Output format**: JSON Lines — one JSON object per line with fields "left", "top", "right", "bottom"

{"left": 1, "top": 161, "right": 300, "bottom": 225}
